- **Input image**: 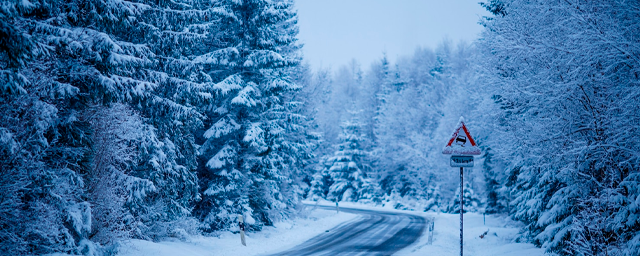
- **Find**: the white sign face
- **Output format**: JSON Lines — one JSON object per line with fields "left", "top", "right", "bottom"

{"left": 450, "top": 156, "right": 474, "bottom": 167}
{"left": 442, "top": 117, "right": 481, "bottom": 155}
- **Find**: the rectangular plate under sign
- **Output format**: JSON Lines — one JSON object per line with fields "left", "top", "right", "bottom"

{"left": 450, "top": 156, "right": 474, "bottom": 167}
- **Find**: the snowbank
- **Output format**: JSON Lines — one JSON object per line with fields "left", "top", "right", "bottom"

{"left": 117, "top": 208, "right": 357, "bottom": 256}
{"left": 117, "top": 201, "right": 546, "bottom": 256}
{"left": 305, "top": 200, "right": 546, "bottom": 256}
{"left": 399, "top": 212, "right": 546, "bottom": 256}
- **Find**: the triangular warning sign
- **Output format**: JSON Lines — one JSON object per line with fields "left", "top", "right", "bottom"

{"left": 442, "top": 117, "right": 481, "bottom": 155}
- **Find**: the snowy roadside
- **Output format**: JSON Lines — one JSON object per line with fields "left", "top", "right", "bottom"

{"left": 116, "top": 207, "right": 357, "bottom": 256}
{"left": 306, "top": 200, "right": 546, "bottom": 256}
{"left": 399, "top": 212, "right": 546, "bottom": 256}
{"left": 117, "top": 200, "right": 546, "bottom": 256}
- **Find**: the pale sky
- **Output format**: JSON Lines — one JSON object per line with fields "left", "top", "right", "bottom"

{"left": 295, "top": 0, "right": 489, "bottom": 69}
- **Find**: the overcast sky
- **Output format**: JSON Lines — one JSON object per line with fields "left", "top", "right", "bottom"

{"left": 295, "top": 0, "right": 489, "bottom": 70}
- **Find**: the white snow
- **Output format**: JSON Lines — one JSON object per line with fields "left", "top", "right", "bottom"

{"left": 243, "top": 122, "right": 265, "bottom": 147}
{"left": 116, "top": 208, "right": 357, "bottom": 256}
{"left": 203, "top": 117, "right": 240, "bottom": 139}
{"left": 211, "top": 74, "right": 242, "bottom": 95}
{"left": 399, "top": 212, "right": 546, "bottom": 256}
{"left": 206, "top": 145, "right": 235, "bottom": 169}
{"left": 308, "top": 200, "right": 546, "bottom": 256}
{"left": 67, "top": 202, "right": 92, "bottom": 236}
{"left": 231, "top": 84, "right": 258, "bottom": 107}
{"left": 117, "top": 201, "right": 546, "bottom": 256}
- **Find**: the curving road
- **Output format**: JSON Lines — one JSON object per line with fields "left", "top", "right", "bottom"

{"left": 268, "top": 205, "right": 427, "bottom": 256}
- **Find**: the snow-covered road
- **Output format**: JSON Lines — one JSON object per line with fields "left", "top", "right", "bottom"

{"left": 117, "top": 203, "right": 545, "bottom": 256}
{"left": 267, "top": 206, "right": 427, "bottom": 256}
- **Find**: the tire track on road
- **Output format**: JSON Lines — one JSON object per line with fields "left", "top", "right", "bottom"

{"left": 267, "top": 206, "right": 427, "bottom": 256}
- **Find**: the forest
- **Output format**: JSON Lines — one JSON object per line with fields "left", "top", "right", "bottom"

{"left": 1, "top": 0, "right": 639, "bottom": 255}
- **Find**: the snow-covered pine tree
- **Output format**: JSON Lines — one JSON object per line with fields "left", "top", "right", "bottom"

{"left": 447, "top": 181, "right": 482, "bottom": 214}
{"left": 482, "top": 147, "right": 507, "bottom": 214}
{"left": 120, "top": 0, "right": 226, "bottom": 238}
{"left": 0, "top": 0, "right": 214, "bottom": 252}
{"left": 0, "top": 2, "right": 65, "bottom": 253}
{"left": 479, "top": 0, "right": 640, "bottom": 254}
{"left": 194, "top": 0, "right": 310, "bottom": 231}
{"left": 423, "top": 184, "right": 443, "bottom": 212}
{"left": 0, "top": 1, "right": 113, "bottom": 253}
{"left": 309, "top": 170, "right": 329, "bottom": 200}
{"left": 291, "top": 63, "right": 335, "bottom": 199}
{"left": 325, "top": 117, "right": 376, "bottom": 202}
{"left": 480, "top": 0, "right": 507, "bottom": 18}
{"left": 0, "top": 0, "right": 162, "bottom": 252}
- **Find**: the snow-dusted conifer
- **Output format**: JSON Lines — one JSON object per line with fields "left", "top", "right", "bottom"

{"left": 195, "top": 0, "right": 309, "bottom": 231}
{"left": 0, "top": 0, "right": 212, "bottom": 252}
{"left": 0, "top": 0, "right": 160, "bottom": 252}
{"left": 447, "top": 181, "right": 482, "bottom": 214}
{"left": 479, "top": 0, "right": 640, "bottom": 254}
{"left": 482, "top": 148, "right": 507, "bottom": 214}
{"left": 325, "top": 117, "right": 376, "bottom": 202}
{"left": 121, "top": 0, "right": 224, "bottom": 237}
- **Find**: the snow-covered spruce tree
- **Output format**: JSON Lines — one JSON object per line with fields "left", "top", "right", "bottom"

{"left": 83, "top": 104, "right": 145, "bottom": 245}
{"left": 0, "top": 0, "right": 157, "bottom": 253}
{"left": 309, "top": 167, "right": 331, "bottom": 200}
{"left": 0, "top": 0, "right": 213, "bottom": 253}
{"left": 447, "top": 181, "right": 482, "bottom": 214}
{"left": 119, "top": 0, "right": 229, "bottom": 239}
{"left": 482, "top": 147, "right": 507, "bottom": 214}
{"left": 0, "top": 2, "right": 65, "bottom": 253}
{"left": 59, "top": 0, "right": 213, "bottom": 243}
{"left": 194, "top": 0, "right": 311, "bottom": 231}
{"left": 374, "top": 80, "right": 438, "bottom": 210}
{"left": 325, "top": 117, "right": 377, "bottom": 202}
{"left": 479, "top": 0, "right": 640, "bottom": 254}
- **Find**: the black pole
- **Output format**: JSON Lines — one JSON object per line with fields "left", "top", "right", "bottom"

{"left": 460, "top": 166, "right": 464, "bottom": 256}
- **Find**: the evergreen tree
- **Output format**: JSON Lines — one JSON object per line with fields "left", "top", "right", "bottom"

{"left": 122, "top": 0, "right": 222, "bottom": 238}
{"left": 480, "top": 0, "right": 507, "bottom": 17}
{"left": 479, "top": 0, "right": 640, "bottom": 254}
{"left": 447, "top": 181, "right": 482, "bottom": 214}
{"left": 194, "top": 0, "right": 310, "bottom": 231}
{"left": 423, "top": 184, "right": 443, "bottom": 212}
{"left": 482, "top": 147, "right": 507, "bottom": 214}
{"left": 309, "top": 156, "right": 333, "bottom": 200}
{"left": 0, "top": 0, "right": 159, "bottom": 252}
{"left": 0, "top": 0, "right": 212, "bottom": 252}
{"left": 326, "top": 118, "right": 376, "bottom": 202}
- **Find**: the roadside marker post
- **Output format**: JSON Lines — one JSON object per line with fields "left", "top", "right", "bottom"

{"left": 238, "top": 214, "right": 246, "bottom": 246}
{"left": 336, "top": 200, "right": 339, "bottom": 213}
{"left": 427, "top": 218, "right": 435, "bottom": 245}
{"left": 442, "top": 117, "right": 481, "bottom": 256}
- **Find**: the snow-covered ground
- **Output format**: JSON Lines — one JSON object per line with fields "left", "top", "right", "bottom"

{"left": 400, "top": 211, "right": 545, "bottom": 256}
{"left": 117, "top": 201, "right": 545, "bottom": 256}
{"left": 309, "top": 200, "right": 546, "bottom": 256}
{"left": 117, "top": 207, "right": 357, "bottom": 256}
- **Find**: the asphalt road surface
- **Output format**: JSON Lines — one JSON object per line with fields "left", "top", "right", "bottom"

{"left": 268, "top": 205, "right": 427, "bottom": 256}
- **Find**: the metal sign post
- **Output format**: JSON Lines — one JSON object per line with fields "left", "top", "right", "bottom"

{"left": 459, "top": 166, "right": 464, "bottom": 256}
{"left": 442, "top": 117, "right": 481, "bottom": 256}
